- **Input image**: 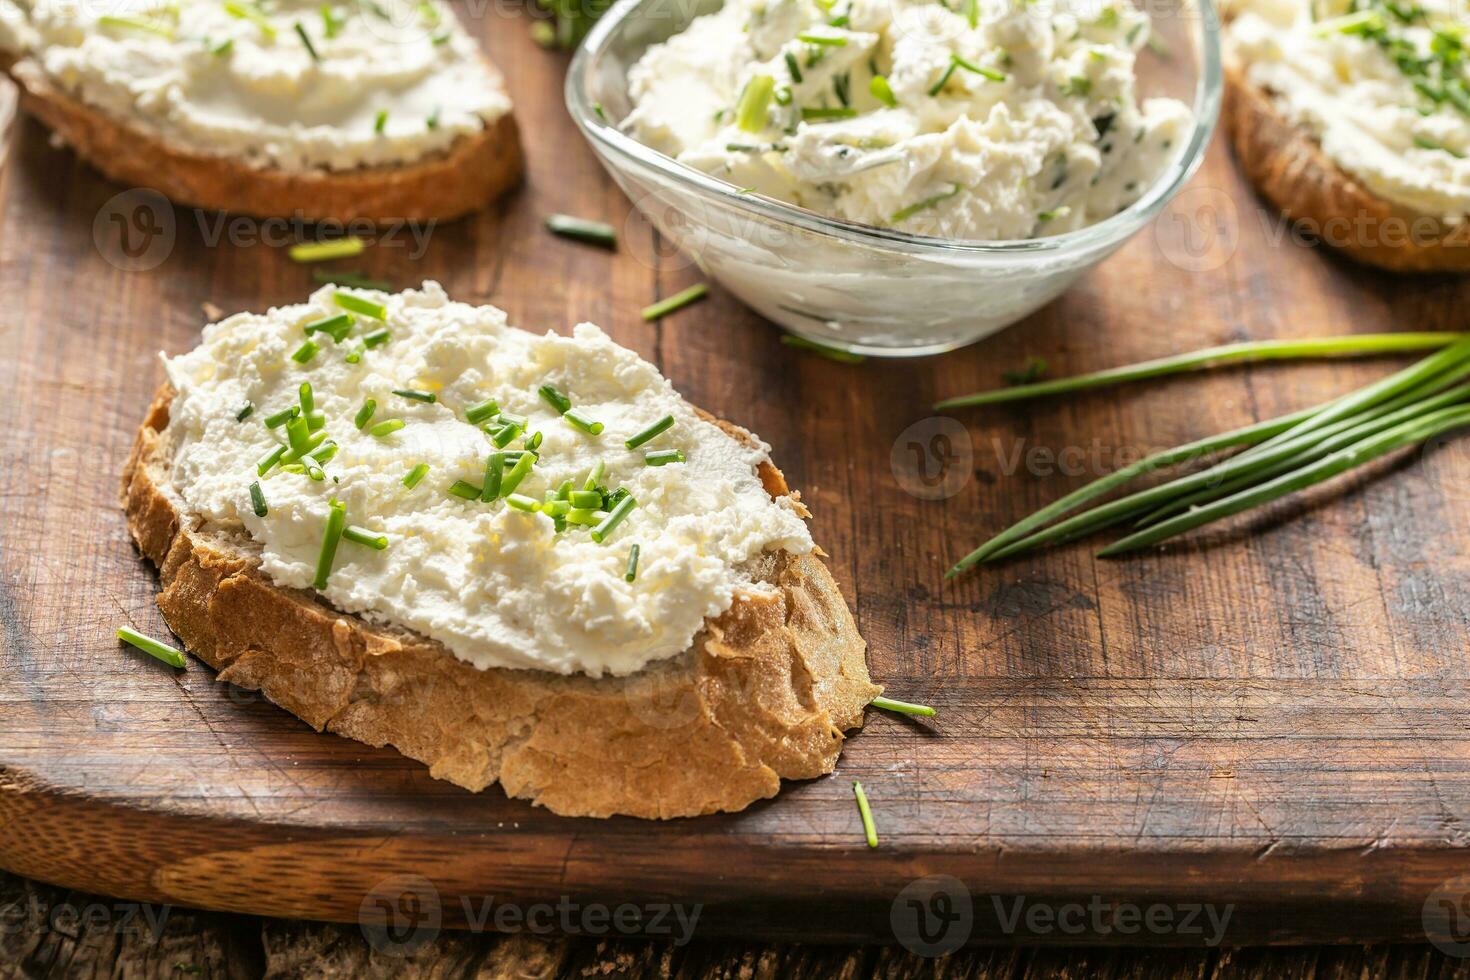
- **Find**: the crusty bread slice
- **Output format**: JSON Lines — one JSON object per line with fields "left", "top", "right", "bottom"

{"left": 2, "top": 54, "right": 522, "bottom": 223}
{"left": 122, "top": 386, "right": 880, "bottom": 819}
{"left": 1225, "top": 66, "right": 1470, "bottom": 273}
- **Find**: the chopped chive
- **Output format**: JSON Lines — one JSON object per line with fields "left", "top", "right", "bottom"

{"left": 1037, "top": 206, "right": 1071, "bottom": 222}
{"left": 303, "top": 313, "right": 354, "bottom": 341}
{"left": 98, "top": 14, "right": 175, "bottom": 37}
{"left": 500, "top": 451, "right": 536, "bottom": 496}
{"left": 545, "top": 214, "right": 617, "bottom": 248}
{"left": 306, "top": 464, "right": 326, "bottom": 482}
{"left": 305, "top": 410, "right": 326, "bottom": 431}
{"left": 927, "top": 60, "right": 959, "bottom": 96}
{"left": 583, "top": 461, "right": 605, "bottom": 491}
{"left": 465, "top": 398, "right": 500, "bottom": 425}
{"left": 402, "top": 462, "right": 430, "bottom": 488}
{"left": 257, "top": 445, "right": 287, "bottom": 476}
{"left": 426, "top": 106, "right": 441, "bottom": 130}
{"left": 291, "top": 340, "right": 320, "bottom": 364}
{"left": 291, "top": 236, "right": 366, "bottom": 261}
{"left": 313, "top": 269, "right": 393, "bottom": 291}
{"left": 797, "top": 31, "right": 847, "bottom": 45}
{"left": 299, "top": 382, "right": 315, "bottom": 415}
{"left": 735, "top": 74, "right": 776, "bottom": 132}
{"left": 869, "top": 695, "right": 936, "bottom": 718}
{"left": 282, "top": 429, "right": 328, "bottom": 464}
{"left": 294, "top": 22, "right": 320, "bottom": 61}
{"left": 625, "top": 414, "right": 675, "bottom": 449}
{"left": 369, "top": 418, "right": 405, "bottom": 437}
{"left": 625, "top": 544, "right": 640, "bottom": 582}
{"left": 224, "top": 0, "right": 277, "bottom": 38}
{"left": 211, "top": 38, "right": 234, "bottom": 55}
{"left": 236, "top": 401, "right": 255, "bottom": 422}
{"left": 343, "top": 525, "right": 389, "bottom": 550}
{"left": 564, "top": 507, "right": 602, "bottom": 526}
{"left": 853, "top": 781, "right": 878, "bottom": 848}
{"left": 784, "top": 50, "right": 803, "bottom": 83}
{"left": 355, "top": 399, "right": 377, "bottom": 429}
{"left": 362, "top": 328, "right": 391, "bottom": 349}
{"left": 644, "top": 449, "right": 686, "bottom": 466}
{"left": 249, "top": 481, "right": 268, "bottom": 517}
{"left": 374, "top": 110, "right": 388, "bottom": 134}
{"left": 334, "top": 292, "right": 388, "bottom": 320}
{"left": 780, "top": 335, "right": 867, "bottom": 363}
{"left": 869, "top": 74, "right": 897, "bottom": 107}
{"left": 481, "top": 453, "right": 504, "bottom": 501}
{"left": 951, "top": 53, "right": 1006, "bottom": 82}
{"left": 285, "top": 416, "right": 312, "bottom": 453}
{"left": 539, "top": 383, "right": 573, "bottom": 413}
{"left": 891, "top": 183, "right": 962, "bottom": 223}
{"left": 310, "top": 441, "right": 338, "bottom": 464}
{"left": 801, "top": 107, "right": 858, "bottom": 120}
{"left": 641, "top": 283, "right": 708, "bottom": 321}
{"left": 541, "top": 499, "right": 571, "bottom": 517}
{"left": 569, "top": 489, "right": 603, "bottom": 509}
{"left": 528, "top": 431, "right": 543, "bottom": 451}
{"left": 490, "top": 422, "right": 521, "bottom": 448}
{"left": 447, "top": 479, "right": 483, "bottom": 500}
{"left": 117, "top": 626, "right": 186, "bottom": 668}
{"left": 590, "top": 495, "right": 636, "bottom": 543}
{"left": 564, "top": 408, "right": 604, "bottom": 435}
{"left": 394, "top": 388, "right": 437, "bottom": 403}
{"left": 312, "top": 501, "right": 347, "bottom": 590}
{"left": 505, "top": 493, "right": 539, "bottom": 513}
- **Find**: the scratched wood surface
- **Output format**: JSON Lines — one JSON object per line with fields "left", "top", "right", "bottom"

{"left": 2, "top": 5, "right": 1470, "bottom": 948}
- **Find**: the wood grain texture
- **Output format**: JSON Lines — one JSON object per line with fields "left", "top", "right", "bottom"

{"left": 3, "top": 5, "right": 1470, "bottom": 947}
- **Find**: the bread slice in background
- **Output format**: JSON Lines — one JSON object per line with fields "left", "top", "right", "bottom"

{"left": 1225, "top": 66, "right": 1470, "bottom": 273}
{"left": 122, "top": 387, "right": 880, "bottom": 819}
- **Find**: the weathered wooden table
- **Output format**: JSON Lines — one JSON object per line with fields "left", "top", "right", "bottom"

{"left": 3, "top": 0, "right": 1470, "bottom": 951}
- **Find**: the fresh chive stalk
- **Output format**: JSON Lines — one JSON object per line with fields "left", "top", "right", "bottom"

{"left": 313, "top": 501, "right": 347, "bottom": 590}
{"left": 369, "top": 418, "right": 405, "bottom": 437}
{"left": 641, "top": 284, "right": 708, "bottom": 321}
{"left": 355, "top": 399, "right": 377, "bottom": 429}
{"left": 869, "top": 74, "right": 897, "bottom": 107}
{"left": 304, "top": 313, "right": 354, "bottom": 341}
{"left": 644, "top": 449, "right": 685, "bottom": 466}
{"left": 625, "top": 544, "right": 640, "bottom": 582}
{"left": 294, "top": 22, "right": 320, "bottom": 61}
{"left": 249, "top": 482, "right": 268, "bottom": 517}
{"left": 363, "top": 328, "right": 391, "bottom": 349}
{"left": 482, "top": 453, "right": 504, "bottom": 501}
{"left": 291, "top": 340, "right": 320, "bottom": 364}
{"left": 403, "top": 463, "right": 430, "bottom": 488}
{"left": 394, "top": 388, "right": 436, "bottom": 403}
{"left": 117, "top": 626, "right": 186, "bottom": 668}
{"left": 257, "top": 445, "right": 287, "bottom": 476}
{"left": 343, "top": 526, "right": 389, "bottom": 550}
{"left": 299, "top": 382, "right": 315, "bottom": 414}
{"left": 590, "top": 495, "right": 636, "bottom": 543}
{"left": 334, "top": 292, "right": 388, "bottom": 320}
{"left": 291, "top": 237, "right": 367, "bottom": 263}
{"left": 264, "top": 406, "right": 299, "bottom": 428}
{"left": 505, "top": 493, "right": 539, "bottom": 513}
{"left": 465, "top": 398, "right": 500, "bottom": 425}
{"left": 869, "top": 695, "right": 936, "bottom": 718}
{"left": 500, "top": 451, "right": 536, "bottom": 496}
{"left": 735, "top": 74, "right": 776, "bottom": 132}
{"left": 853, "top": 781, "right": 878, "bottom": 848}
{"left": 236, "top": 402, "right": 255, "bottom": 422}
{"left": 569, "top": 489, "right": 603, "bottom": 509}
{"left": 625, "top": 415, "right": 675, "bottom": 449}
{"left": 564, "top": 408, "right": 604, "bottom": 435}
{"left": 447, "top": 479, "right": 482, "bottom": 500}
{"left": 545, "top": 214, "right": 617, "bottom": 248}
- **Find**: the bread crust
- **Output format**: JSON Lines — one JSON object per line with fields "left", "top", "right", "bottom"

{"left": 4, "top": 56, "right": 522, "bottom": 223}
{"left": 121, "top": 387, "right": 879, "bottom": 819}
{"left": 1225, "top": 66, "right": 1470, "bottom": 273}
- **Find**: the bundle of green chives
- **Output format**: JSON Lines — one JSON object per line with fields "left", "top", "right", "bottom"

{"left": 941, "top": 333, "right": 1470, "bottom": 576}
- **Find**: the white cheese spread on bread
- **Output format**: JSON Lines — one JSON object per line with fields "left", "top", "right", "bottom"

{"left": 161, "top": 282, "right": 814, "bottom": 677}
{"left": 621, "top": 0, "right": 1191, "bottom": 239}
{"left": 0, "top": 0, "right": 510, "bottom": 172}
{"left": 1227, "top": 0, "right": 1470, "bottom": 223}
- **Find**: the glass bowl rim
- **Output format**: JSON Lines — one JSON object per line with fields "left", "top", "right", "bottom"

{"left": 565, "top": 0, "right": 1223, "bottom": 258}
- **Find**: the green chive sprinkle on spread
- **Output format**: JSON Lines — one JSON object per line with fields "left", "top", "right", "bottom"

{"left": 299, "top": 382, "right": 315, "bottom": 414}
{"left": 891, "top": 183, "right": 962, "bottom": 223}
{"left": 564, "top": 408, "right": 604, "bottom": 435}
{"left": 528, "top": 431, "right": 544, "bottom": 451}
{"left": 394, "top": 388, "right": 437, "bottom": 403}
{"left": 257, "top": 445, "right": 287, "bottom": 476}
{"left": 211, "top": 37, "right": 233, "bottom": 55}
{"left": 363, "top": 328, "right": 392, "bottom": 349}
{"left": 583, "top": 461, "right": 605, "bottom": 491}
{"left": 565, "top": 507, "right": 602, "bottom": 526}
{"left": 625, "top": 544, "right": 640, "bottom": 582}
{"left": 539, "top": 383, "right": 573, "bottom": 414}
{"left": 641, "top": 283, "right": 708, "bottom": 321}
{"left": 869, "top": 695, "right": 937, "bottom": 718}
{"left": 355, "top": 399, "right": 377, "bottom": 429}
{"left": 117, "top": 626, "right": 186, "bottom": 668}
{"left": 465, "top": 398, "right": 500, "bottom": 425}
{"left": 294, "top": 22, "right": 320, "bottom": 61}
{"left": 304, "top": 313, "right": 354, "bottom": 341}
{"left": 545, "top": 214, "right": 617, "bottom": 248}
{"left": 490, "top": 423, "right": 520, "bottom": 448}
{"left": 569, "top": 489, "right": 603, "bottom": 509}
{"left": 334, "top": 292, "right": 388, "bottom": 320}
{"left": 310, "top": 441, "right": 338, "bottom": 464}
{"left": 403, "top": 463, "right": 430, "bottom": 488}
{"left": 505, "top": 493, "right": 539, "bottom": 513}
{"left": 482, "top": 453, "right": 504, "bottom": 501}
{"left": 500, "top": 451, "right": 536, "bottom": 496}
{"left": 249, "top": 481, "right": 268, "bottom": 517}
{"left": 542, "top": 499, "right": 571, "bottom": 518}
{"left": 286, "top": 416, "right": 312, "bottom": 453}
{"left": 369, "top": 418, "right": 405, "bottom": 437}
{"left": 374, "top": 110, "right": 389, "bottom": 134}
{"left": 98, "top": 13, "right": 174, "bottom": 37}
{"left": 644, "top": 449, "right": 686, "bottom": 466}
{"left": 291, "top": 340, "right": 320, "bottom": 364}
{"left": 781, "top": 335, "right": 868, "bottom": 363}
{"left": 735, "top": 74, "right": 776, "bottom": 132}
{"left": 290, "top": 237, "right": 365, "bottom": 263}
{"left": 625, "top": 414, "right": 675, "bottom": 449}
{"left": 498, "top": 411, "right": 529, "bottom": 428}
{"left": 797, "top": 31, "right": 847, "bottom": 45}
{"left": 307, "top": 463, "right": 326, "bottom": 481}
{"left": 236, "top": 401, "right": 255, "bottom": 422}
{"left": 951, "top": 53, "right": 1006, "bottom": 82}
{"left": 590, "top": 495, "right": 636, "bottom": 543}
{"left": 853, "top": 781, "right": 878, "bottom": 848}
{"left": 343, "top": 525, "right": 389, "bottom": 550}
{"left": 801, "top": 107, "right": 858, "bottom": 121}
{"left": 785, "top": 50, "right": 803, "bottom": 83}
{"left": 869, "top": 74, "right": 897, "bottom": 107}
{"left": 447, "top": 479, "right": 482, "bottom": 500}
{"left": 225, "top": 0, "right": 276, "bottom": 38}
{"left": 313, "top": 500, "right": 347, "bottom": 590}
{"left": 305, "top": 410, "right": 326, "bottom": 432}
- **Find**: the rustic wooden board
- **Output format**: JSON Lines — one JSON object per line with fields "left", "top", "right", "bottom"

{"left": 3, "top": 10, "right": 1470, "bottom": 949}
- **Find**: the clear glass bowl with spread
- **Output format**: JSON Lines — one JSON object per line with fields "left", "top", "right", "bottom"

{"left": 566, "top": 0, "right": 1222, "bottom": 357}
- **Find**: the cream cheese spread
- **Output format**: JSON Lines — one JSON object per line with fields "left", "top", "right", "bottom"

{"left": 1227, "top": 0, "right": 1470, "bottom": 223}
{"left": 162, "top": 282, "right": 814, "bottom": 677}
{"left": 0, "top": 0, "right": 511, "bottom": 172}
{"left": 622, "top": 0, "right": 1191, "bottom": 239}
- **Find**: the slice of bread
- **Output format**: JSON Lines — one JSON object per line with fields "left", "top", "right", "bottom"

{"left": 122, "top": 386, "right": 880, "bottom": 819}
{"left": 1225, "top": 66, "right": 1470, "bottom": 273}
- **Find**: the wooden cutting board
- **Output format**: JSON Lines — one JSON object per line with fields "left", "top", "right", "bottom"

{"left": 3, "top": 16, "right": 1470, "bottom": 949}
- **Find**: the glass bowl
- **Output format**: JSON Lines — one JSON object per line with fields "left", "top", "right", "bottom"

{"left": 567, "top": 0, "right": 1222, "bottom": 357}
